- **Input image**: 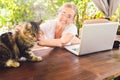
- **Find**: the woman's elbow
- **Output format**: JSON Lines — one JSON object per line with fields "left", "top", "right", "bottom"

{"left": 56, "top": 41, "right": 66, "bottom": 47}
{"left": 57, "top": 43, "right": 64, "bottom": 47}
{"left": 59, "top": 41, "right": 68, "bottom": 47}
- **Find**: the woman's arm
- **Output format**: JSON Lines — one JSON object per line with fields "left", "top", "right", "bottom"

{"left": 37, "top": 33, "right": 74, "bottom": 47}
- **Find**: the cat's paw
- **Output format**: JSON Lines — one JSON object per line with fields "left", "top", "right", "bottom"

{"left": 5, "top": 59, "right": 20, "bottom": 68}
{"left": 31, "top": 56, "right": 43, "bottom": 61}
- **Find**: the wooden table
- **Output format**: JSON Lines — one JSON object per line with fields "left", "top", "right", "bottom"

{"left": 0, "top": 47, "right": 120, "bottom": 80}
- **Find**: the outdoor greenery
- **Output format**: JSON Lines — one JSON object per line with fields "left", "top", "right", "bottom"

{"left": 0, "top": 0, "right": 120, "bottom": 32}
{"left": 0, "top": 0, "right": 34, "bottom": 30}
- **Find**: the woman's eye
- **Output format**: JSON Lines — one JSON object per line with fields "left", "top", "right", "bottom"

{"left": 61, "top": 12, "right": 65, "bottom": 15}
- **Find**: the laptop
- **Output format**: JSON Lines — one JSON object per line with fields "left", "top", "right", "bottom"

{"left": 64, "top": 22, "right": 119, "bottom": 55}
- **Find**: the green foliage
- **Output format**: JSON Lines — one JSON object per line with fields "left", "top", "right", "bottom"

{"left": 0, "top": 0, "right": 34, "bottom": 29}
{"left": 0, "top": 0, "right": 120, "bottom": 31}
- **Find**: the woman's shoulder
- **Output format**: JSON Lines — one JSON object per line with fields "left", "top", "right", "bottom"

{"left": 40, "top": 19, "right": 56, "bottom": 27}
{"left": 44, "top": 19, "right": 57, "bottom": 24}
{"left": 64, "top": 23, "right": 77, "bottom": 31}
{"left": 63, "top": 23, "right": 78, "bottom": 35}
{"left": 70, "top": 23, "right": 76, "bottom": 26}
{"left": 67, "top": 23, "right": 77, "bottom": 29}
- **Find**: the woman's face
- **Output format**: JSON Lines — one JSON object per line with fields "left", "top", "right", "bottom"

{"left": 57, "top": 7, "right": 75, "bottom": 27}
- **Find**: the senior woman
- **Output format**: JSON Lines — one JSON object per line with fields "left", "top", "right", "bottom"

{"left": 37, "top": 2, "right": 80, "bottom": 47}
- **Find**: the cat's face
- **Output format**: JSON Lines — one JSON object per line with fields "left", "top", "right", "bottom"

{"left": 17, "top": 20, "right": 42, "bottom": 42}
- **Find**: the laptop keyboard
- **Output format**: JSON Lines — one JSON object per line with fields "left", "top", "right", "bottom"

{"left": 72, "top": 48, "right": 79, "bottom": 52}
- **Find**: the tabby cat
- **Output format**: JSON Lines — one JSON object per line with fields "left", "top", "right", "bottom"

{"left": 0, "top": 21, "right": 42, "bottom": 68}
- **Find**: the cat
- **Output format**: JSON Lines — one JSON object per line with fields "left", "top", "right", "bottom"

{"left": 0, "top": 21, "right": 42, "bottom": 68}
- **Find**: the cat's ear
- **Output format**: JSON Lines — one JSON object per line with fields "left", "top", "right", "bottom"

{"left": 8, "top": 32, "right": 12, "bottom": 35}
{"left": 1, "top": 32, "right": 9, "bottom": 37}
{"left": 36, "top": 19, "right": 42, "bottom": 26}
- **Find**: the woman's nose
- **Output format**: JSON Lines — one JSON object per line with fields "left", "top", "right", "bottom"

{"left": 62, "top": 16, "right": 68, "bottom": 21}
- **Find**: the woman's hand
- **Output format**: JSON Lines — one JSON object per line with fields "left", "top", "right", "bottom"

{"left": 37, "top": 30, "right": 47, "bottom": 46}
{"left": 37, "top": 30, "right": 63, "bottom": 47}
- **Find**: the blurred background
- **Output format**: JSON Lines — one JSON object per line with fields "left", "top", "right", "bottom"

{"left": 0, "top": 0, "right": 120, "bottom": 34}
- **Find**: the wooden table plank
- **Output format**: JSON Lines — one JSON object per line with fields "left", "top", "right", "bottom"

{"left": 0, "top": 48, "right": 120, "bottom": 80}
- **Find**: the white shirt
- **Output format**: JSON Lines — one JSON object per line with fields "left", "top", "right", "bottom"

{"left": 40, "top": 19, "right": 77, "bottom": 39}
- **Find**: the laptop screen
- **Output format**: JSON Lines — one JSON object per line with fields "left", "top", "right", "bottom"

{"left": 64, "top": 22, "right": 119, "bottom": 55}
